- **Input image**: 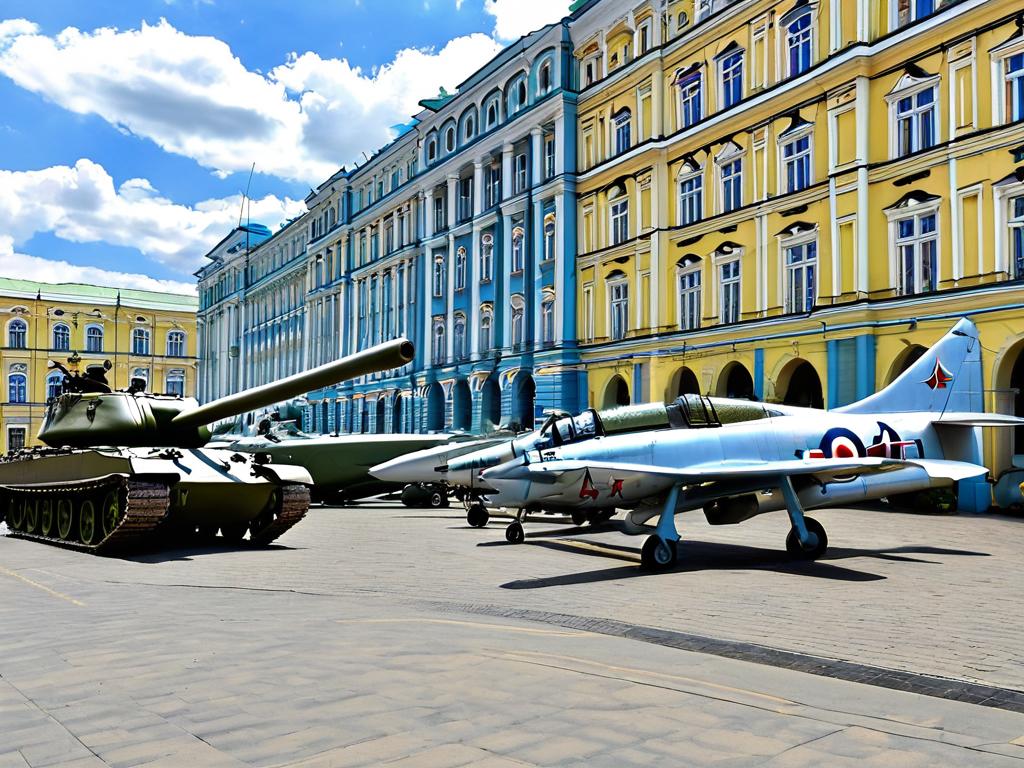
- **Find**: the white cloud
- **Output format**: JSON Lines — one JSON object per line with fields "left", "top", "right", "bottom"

{"left": 484, "top": 0, "right": 570, "bottom": 41}
{"left": 0, "top": 236, "right": 198, "bottom": 295}
{"left": 0, "top": 18, "right": 502, "bottom": 185}
{"left": 0, "top": 159, "right": 304, "bottom": 278}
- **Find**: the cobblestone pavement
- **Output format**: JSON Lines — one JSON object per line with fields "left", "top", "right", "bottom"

{"left": 2, "top": 503, "right": 1024, "bottom": 766}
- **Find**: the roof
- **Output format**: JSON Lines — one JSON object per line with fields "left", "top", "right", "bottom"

{"left": 0, "top": 277, "right": 198, "bottom": 312}
{"left": 418, "top": 88, "right": 457, "bottom": 112}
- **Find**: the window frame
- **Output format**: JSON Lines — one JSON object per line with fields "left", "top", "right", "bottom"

{"left": 718, "top": 155, "right": 743, "bottom": 214}
{"left": 480, "top": 233, "right": 494, "bottom": 282}
{"left": 675, "top": 69, "right": 703, "bottom": 130}
{"left": 454, "top": 247, "right": 467, "bottom": 291}
{"left": 887, "top": 76, "right": 939, "bottom": 158}
{"left": 676, "top": 261, "right": 702, "bottom": 331}
{"left": 719, "top": 49, "right": 744, "bottom": 110}
{"left": 8, "top": 372, "right": 27, "bottom": 404}
{"left": 607, "top": 277, "right": 629, "bottom": 341}
{"left": 51, "top": 322, "right": 70, "bottom": 352}
{"left": 85, "top": 324, "right": 104, "bottom": 353}
{"left": 131, "top": 327, "right": 150, "bottom": 356}
{"left": 511, "top": 227, "right": 525, "bottom": 272}
{"left": 780, "top": 231, "right": 819, "bottom": 314}
{"left": 166, "top": 329, "right": 186, "bottom": 357}
{"left": 718, "top": 258, "right": 741, "bottom": 325}
{"left": 614, "top": 108, "right": 632, "bottom": 155}
{"left": 432, "top": 256, "right": 445, "bottom": 298}
{"left": 7, "top": 318, "right": 27, "bottom": 349}
{"left": 886, "top": 200, "right": 940, "bottom": 296}
{"left": 785, "top": 10, "right": 814, "bottom": 78}
{"left": 677, "top": 163, "right": 704, "bottom": 226}
{"left": 779, "top": 128, "right": 813, "bottom": 194}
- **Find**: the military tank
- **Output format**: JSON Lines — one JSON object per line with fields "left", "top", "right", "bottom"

{"left": 0, "top": 339, "right": 413, "bottom": 554}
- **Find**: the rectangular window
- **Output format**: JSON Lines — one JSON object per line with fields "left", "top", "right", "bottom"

{"left": 896, "top": 211, "right": 938, "bottom": 295}
{"left": 678, "top": 173, "right": 703, "bottom": 225}
{"left": 544, "top": 134, "right": 556, "bottom": 179}
{"left": 614, "top": 112, "right": 631, "bottom": 154}
{"left": 458, "top": 178, "right": 473, "bottom": 223}
{"left": 7, "top": 427, "right": 25, "bottom": 452}
{"left": 678, "top": 269, "right": 701, "bottom": 330}
{"left": 720, "top": 261, "right": 740, "bottom": 324}
{"left": 639, "top": 22, "right": 651, "bottom": 54}
{"left": 486, "top": 166, "right": 501, "bottom": 208}
{"left": 514, "top": 153, "right": 528, "bottom": 193}
{"left": 786, "top": 14, "right": 812, "bottom": 76}
{"left": 720, "top": 158, "right": 742, "bottom": 213}
{"left": 895, "top": 86, "right": 937, "bottom": 156}
{"left": 610, "top": 199, "right": 629, "bottom": 245}
{"left": 433, "top": 196, "right": 446, "bottom": 231}
{"left": 720, "top": 51, "right": 744, "bottom": 109}
{"left": 677, "top": 73, "right": 702, "bottom": 129}
{"left": 782, "top": 135, "right": 811, "bottom": 193}
{"left": 609, "top": 281, "right": 629, "bottom": 340}
{"left": 1005, "top": 53, "right": 1024, "bottom": 123}
{"left": 1010, "top": 195, "right": 1024, "bottom": 279}
{"left": 896, "top": 0, "right": 935, "bottom": 28}
{"left": 785, "top": 240, "right": 817, "bottom": 313}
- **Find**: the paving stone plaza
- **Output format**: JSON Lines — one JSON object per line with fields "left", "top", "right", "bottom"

{"left": 4, "top": 504, "right": 1024, "bottom": 766}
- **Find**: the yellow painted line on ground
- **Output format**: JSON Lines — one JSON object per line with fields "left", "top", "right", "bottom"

{"left": 534, "top": 538, "right": 640, "bottom": 562}
{"left": 335, "top": 617, "right": 586, "bottom": 637}
{"left": 495, "top": 648, "right": 796, "bottom": 706}
{"left": 0, "top": 565, "right": 85, "bottom": 607}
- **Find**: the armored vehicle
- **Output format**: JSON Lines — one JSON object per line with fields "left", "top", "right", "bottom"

{"left": 0, "top": 339, "right": 413, "bottom": 553}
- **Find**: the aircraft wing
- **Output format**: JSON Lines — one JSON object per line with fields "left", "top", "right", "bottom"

{"left": 934, "top": 413, "right": 1024, "bottom": 427}
{"left": 520, "top": 456, "right": 986, "bottom": 484}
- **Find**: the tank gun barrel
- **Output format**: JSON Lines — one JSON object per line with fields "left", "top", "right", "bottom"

{"left": 171, "top": 339, "right": 414, "bottom": 430}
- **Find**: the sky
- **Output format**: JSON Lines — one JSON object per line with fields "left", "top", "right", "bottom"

{"left": 0, "top": 0, "right": 571, "bottom": 295}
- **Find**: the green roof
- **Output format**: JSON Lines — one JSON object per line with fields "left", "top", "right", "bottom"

{"left": 418, "top": 87, "right": 457, "bottom": 112}
{"left": 0, "top": 276, "right": 197, "bottom": 310}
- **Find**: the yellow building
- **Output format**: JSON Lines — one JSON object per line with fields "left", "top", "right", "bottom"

{"left": 570, "top": 0, "right": 1024, "bottom": 507}
{"left": 1, "top": 278, "right": 198, "bottom": 452}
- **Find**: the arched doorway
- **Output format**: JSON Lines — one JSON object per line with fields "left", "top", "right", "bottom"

{"left": 512, "top": 373, "right": 535, "bottom": 430}
{"left": 392, "top": 393, "right": 404, "bottom": 434}
{"left": 480, "top": 376, "right": 501, "bottom": 431}
{"left": 602, "top": 375, "right": 630, "bottom": 408}
{"left": 668, "top": 366, "right": 701, "bottom": 401}
{"left": 887, "top": 344, "right": 927, "bottom": 384}
{"left": 452, "top": 380, "right": 472, "bottom": 431}
{"left": 375, "top": 397, "right": 386, "bottom": 433}
{"left": 779, "top": 360, "right": 823, "bottom": 409}
{"left": 718, "top": 363, "right": 754, "bottom": 399}
{"left": 426, "top": 382, "right": 445, "bottom": 432}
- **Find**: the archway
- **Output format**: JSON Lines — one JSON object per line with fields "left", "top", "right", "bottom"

{"left": 452, "top": 379, "right": 472, "bottom": 431}
{"left": 887, "top": 344, "right": 927, "bottom": 385}
{"left": 426, "top": 382, "right": 445, "bottom": 432}
{"left": 718, "top": 363, "right": 754, "bottom": 400}
{"left": 375, "top": 397, "right": 386, "bottom": 434}
{"left": 512, "top": 373, "right": 535, "bottom": 430}
{"left": 778, "top": 360, "right": 823, "bottom": 409}
{"left": 480, "top": 376, "right": 501, "bottom": 431}
{"left": 602, "top": 375, "right": 630, "bottom": 408}
{"left": 668, "top": 366, "right": 701, "bottom": 401}
{"left": 392, "top": 394, "right": 404, "bottom": 434}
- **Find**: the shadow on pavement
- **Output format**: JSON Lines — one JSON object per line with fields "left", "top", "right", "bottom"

{"left": 122, "top": 542, "right": 296, "bottom": 564}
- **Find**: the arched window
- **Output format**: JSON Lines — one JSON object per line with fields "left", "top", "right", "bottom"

{"left": 511, "top": 227, "right": 525, "bottom": 272}
{"left": 166, "top": 330, "right": 186, "bottom": 357}
{"left": 608, "top": 184, "right": 630, "bottom": 245}
{"left": 432, "top": 256, "right": 445, "bottom": 297}
{"left": 455, "top": 247, "right": 467, "bottom": 291}
{"left": 444, "top": 125, "right": 456, "bottom": 153}
{"left": 608, "top": 272, "right": 629, "bottom": 341}
{"left": 539, "top": 61, "right": 552, "bottom": 94}
{"left": 541, "top": 292, "right": 555, "bottom": 343}
{"left": 7, "top": 319, "right": 27, "bottom": 349}
{"left": 480, "top": 307, "right": 493, "bottom": 352}
{"left": 518, "top": 79, "right": 527, "bottom": 107}
{"left": 427, "top": 137, "right": 438, "bottom": 163}
{"left": 46, "top": 371, "right": 63, "bottom": 400}
{"left": 432, "top": 319, "right": 446, "bottom": 365}
{"left": 543, "top": 214, "right": 556, "bottom": 261}
{"left": 453, "top": 313, "right": 467, "bottom": 360}
{"left": 8, "top": 372, "right": 27, "bottom": 403}
{"left": 52, "top": 323, "right": 70, "bottom": 351}
{"left": 166, "top": 369, "right": 185, "bottom": 397}
{"left": 85, "top": 324, "right": 104, "bottom": 353}
{"left": 480, "top": 233, "right": 494, "bottom": 281}
{"left": 486, "top": 100, "right": 499, "bottom": 128}
{"left": 132, "top": 327, "right": 150, "bottom": 356}
{"left": 510, "top": 295, "right": 525, "bottom": 347}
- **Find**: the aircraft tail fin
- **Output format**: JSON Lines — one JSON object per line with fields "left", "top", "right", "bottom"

{"left": 835, "top": 318, "right": 983, "bottom": 415}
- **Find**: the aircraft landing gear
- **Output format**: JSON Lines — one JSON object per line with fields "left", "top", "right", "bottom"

{"left": 571, "top": 510, "right": 587, "bottom": 526}
{"left": 466, "top": 503, "right": 489, "bottom": 528}
{"left": 780, "top": 476, "right": 828, "bottom": 560}
{"left": 505, "top": 521, "right": 525, "bottom": 544}
{"left": 641, "top": 536, "right": 677, "bottom": 570}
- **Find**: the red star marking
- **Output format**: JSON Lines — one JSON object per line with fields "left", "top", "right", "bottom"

{"left": 923, "top": 358, "right": 953, "bottom": 390}
{"left": 609, "top": 478, "right": 624, "bottom": 498}
{"left": 579, "top": 470, "right": 599, "bottom": 501}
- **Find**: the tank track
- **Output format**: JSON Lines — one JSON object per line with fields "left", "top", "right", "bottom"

{"left": 1, "top": 476, "right": 170, "bottom": 554}
{"left": 249, "top": 483, "right": 310, "bottom": 545}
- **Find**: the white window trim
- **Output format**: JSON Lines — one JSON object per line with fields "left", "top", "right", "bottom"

{"left": 582, "top": 283, "right": 595, "bottom": 343}
{"left": 781, "top": 7, "right": 816, "bottom": 80}
{"left": 886, "top": 74, "right": 940, "bottom": 159}
{"left": 606, "top": 276, "right": 629, "bottom": 341}
{"left": 715, "top": 144, "right": 744, "bottom": 214}
{"left": 609, "top": 197, "right": 630, "bottom": 245}
{"left": 777, "top": 228, "right": 819, "bottom": 313}
{"left": 777, "top": 124, "right": 814, "bottom": 195}
{"left": 718, "top": 48, "right": 745, "bottom": 110}
{"left": 675, "top": 261, "right": 702, "bottom": 330}
{"left": 993, "top": 179, "right": 1024, "bottom": 276}
{"left": 711, "top": 248, "right": 744, "bottom": 323}
{"left": 675, "top": 68, "right": 704, "bottom": 131}
{"left": 890, "top": 0, "right": 937, "bottom": 32}
{"left": 676, "top": 162, "right": 704, "bottom": 226}
{"left": 884, "top": 198, "right": 942, "bottom": 294}
{"left": 991, "top": 37, "right": 1024, "bottom": 126}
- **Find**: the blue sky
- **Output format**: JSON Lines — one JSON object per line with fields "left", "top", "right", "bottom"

{"left": 0, "top": 0, "right": 566, "bottom": 293}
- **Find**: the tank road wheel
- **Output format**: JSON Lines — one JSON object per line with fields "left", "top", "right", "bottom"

{"left": 466, "top": 504, "right": 489, "bottom": 528}
{"left": 57, "top": 499, "right": 74, "bottom": 540}
{"left": 220, "top": 523, "right": 248, "bottom": 544}
{"left": 8, "top": 497, "right": 26, "bottom": 532}
{"left": 40, "top": 499, "right": 55, "bottom": 537}
{"left": 101, "top": 490, "right": 122, "bottom": 539}
{"left": 79, "top": 499, "right": 99, "bottom": 545}
{"left": 505, "top": 521, "right": 525, "bottom": 544}
{"left": 785, "top": 517, "right": 828, "bottom": 561}
{"left": 640, "top": 536, "right": 677, "bottom": 571}
{"left": 25, "top": 499, "right": 41, "bottom": 534}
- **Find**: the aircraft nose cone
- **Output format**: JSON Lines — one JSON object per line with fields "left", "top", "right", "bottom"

{"left": 370, "top": 453, "right": 439, "bottom": 483}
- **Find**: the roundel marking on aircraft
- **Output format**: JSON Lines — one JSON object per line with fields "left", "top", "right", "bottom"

{"left": 819, "top": 427, "right": 866, "bottom": 459}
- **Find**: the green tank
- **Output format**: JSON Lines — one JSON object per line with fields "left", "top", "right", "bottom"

{"left": 0, "top": 339, "right": 413, "bottom": 554}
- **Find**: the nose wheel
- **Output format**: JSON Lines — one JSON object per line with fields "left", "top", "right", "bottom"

{"left": 466, "top": 503, "right": 489, "bottom": 528}
{"left": 505, "top": 521, "right": 525, "bottom": 544}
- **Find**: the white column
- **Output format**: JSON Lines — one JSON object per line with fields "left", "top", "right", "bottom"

{"left": 502, "top": 218, "right": 513, "bottom": 349}
{"left": 501, "top": 143, "right": 514, "bottom": 200}
{"left": 651, "top": 70, "right": 663, "bottom": 140}
{"left": 473, "top": 161, "right": 484, "bottom": 217}
{"left": 554, "top": 114, "right": 566, "bottom": 176}
{"left": 470, "top": 226, "right": 482, "bottom": 360}
{"left": 855, "top": 75, "right": 870, "bottom": 294}
{"left": 424, "top": 189, "right": 435, "bottom": 239}
{"left": 530, "top": 127, "right": 543, "bottom": 186}
{"left": 553, "top": 194, "right": 565, "bottom": 341}
{"left": 446, "top": 234, "right": 456, "bottom": 362}
{"left": 446, "top": 174, "right": 458, "bottom": 229}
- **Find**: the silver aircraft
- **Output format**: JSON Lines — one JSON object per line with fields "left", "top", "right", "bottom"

{"left": 479, "top": 318, "right": 1021, "bottom": 569}
{"left": 371, "top": 398, "right": 772, "bottom": 526}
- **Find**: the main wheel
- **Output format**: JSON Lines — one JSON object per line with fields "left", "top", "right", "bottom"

{"left": 428, "top": 490, "right": 449, "bottom": 508}
{"left": 79, "top": 499, "right": 98, "bottom": 545}
{"left": 505, "top": 521, "right": 525, "bottom": 544}
{"left": 220, "top": 523, "right": 248, "bottom": 543}
{"left": 640, "top": 536, "right": 677, "bottom": 571}
{"left": 785, "top": 517, "right": 828, "bottom": 560}
{"left": 466, "top": 504, "right": 489, "bottom": 528}
{"left": 40, "top": 499, "right": 54, "bottom": 536}
{"left": 6, "top": 497, "right": 25, "bottom": 532}
{"left": 101, "top": 490, "right": 122, "bottom": 538}
{"left": 25, "top": 499, "right": 40, "bottom": 534}
{"left": 571, "top": 510, "right": 587, "bottom": 526}
{"left": 56, "top": 499, "right": 74, "bottom": 540}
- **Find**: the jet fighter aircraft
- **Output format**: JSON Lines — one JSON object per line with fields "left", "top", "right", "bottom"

{"left": 479, "top": 318, "right": 1021, "bottom": 569}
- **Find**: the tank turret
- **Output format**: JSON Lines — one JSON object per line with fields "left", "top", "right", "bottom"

{"left": 38, "top": 339, "right": 414, "bottom": 449}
